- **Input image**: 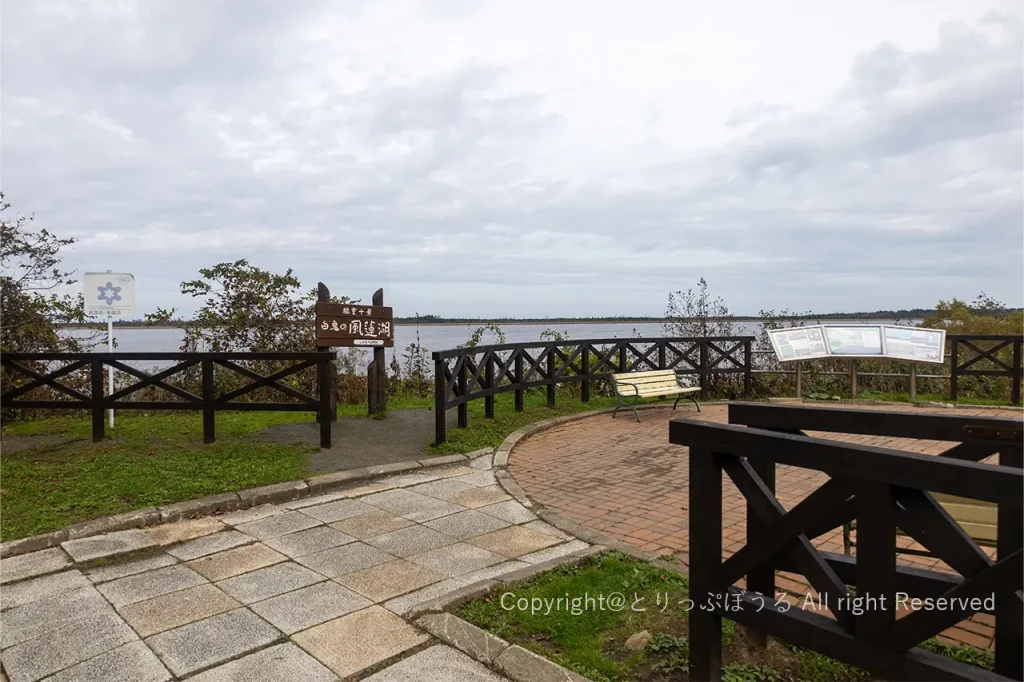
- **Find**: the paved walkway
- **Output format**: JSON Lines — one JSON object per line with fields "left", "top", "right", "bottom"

{"left": 509, "top": 402, "right": 1018, "bottom": 651}
{"left": 0, "top": 453, "right": 586, "bottom": 682}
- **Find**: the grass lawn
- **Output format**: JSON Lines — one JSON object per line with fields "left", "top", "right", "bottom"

{"left": 1, "top": 411, "right": 317, "bottom": 541}
{"left": 456, "top": 552, "right": 994, "bottom": 682}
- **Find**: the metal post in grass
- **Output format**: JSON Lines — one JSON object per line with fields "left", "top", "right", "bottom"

{"left": 91, "top": 357, "right": 105, "bottom": 442}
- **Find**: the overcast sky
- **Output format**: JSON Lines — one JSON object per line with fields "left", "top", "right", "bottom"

{"left": 3, "top": 0, "right": 1022, "bottom": 318}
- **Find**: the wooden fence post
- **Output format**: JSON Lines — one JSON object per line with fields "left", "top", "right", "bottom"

{"left": 484, "top": 354, "right": 495, "bottom": 418}
{"left": 1012, "top": 340, "right": 1022, "bottom": 405}
{"left": 996, "top": 443, "right": 1023, "bottom": 678}
{"left": 546, "top": 350, "right": 556, "bottom": 407}
{"left": 316, "top": 282, "right": 337, "bottom": 422}
{"left": 909, "top": 363, "right": 917, "bottom": 402}
{"left": 689, "top": 447, "right": 722, "bottom": 681}
{"left": 457, "top": 359, "right": 468, "bottom": 428}
{"left": 317, "top": 356, "right": 332, "bottom": 448}
{"left": 795, "top": 361, "right": 802, "bottom": 399}
{"left": 699, "top": 341, "right": 708, "bottom": 401}
{"left": 950, "top": 338, "right": 959, "bottom": 401}
{"left": 514, "top": 353, "right": 524, "bottom": 412}
{"left": 91, "top": 358, "right": 105, "bottom": 443}
{"left": 743, "top": 339, "right": 753, "bottom": 398}
{"left": 202, "top": 359, "right": 215, "bottom": 444}
{"left": 850, "top": 360, "right": 857, "bottom": 397}
{"left": 856, "top": 482, "right": 897, "bottom": 648}
{"left": 434, "top": 356, "right": 446, "bottom": 445}
{"left": 580, "top": 344, "right": 590, "bottom": 403}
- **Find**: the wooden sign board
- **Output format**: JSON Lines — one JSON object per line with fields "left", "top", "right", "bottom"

{"left": 316, "top": 302, "right": 395, "bottom": 348}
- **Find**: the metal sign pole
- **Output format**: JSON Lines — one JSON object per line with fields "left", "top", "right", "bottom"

{"left": 108, "top": 313, "right": 114, "bottom": 428}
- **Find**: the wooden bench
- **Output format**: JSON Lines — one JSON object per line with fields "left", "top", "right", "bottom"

{"left": 611, "top": 370, "right": 701, "bottom": 422}
{"left": 843, "top": 493, "right": 997, "bottom": 556}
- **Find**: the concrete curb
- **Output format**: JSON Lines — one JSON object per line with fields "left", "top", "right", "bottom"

{"left": 0, "top": 452, "right": 477, "bottom": 559}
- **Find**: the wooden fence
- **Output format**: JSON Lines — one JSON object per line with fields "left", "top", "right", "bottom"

{"left": 432, "top": 337, "right": 754, "bottom": 445}
{"left": 1, "top": 352, "right": 335, "bottom": 447}
{"left": 671, "top": 402, "right": 1023, "bottom": 681}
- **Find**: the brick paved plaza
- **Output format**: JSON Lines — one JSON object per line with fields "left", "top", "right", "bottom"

{"left": 509, "top": 401, "right": 1016, "bottom": 651}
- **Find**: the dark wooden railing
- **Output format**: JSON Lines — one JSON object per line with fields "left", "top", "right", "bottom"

{"left": 950, "top": 335, "right": 1023, "bottom": 404}
{"left": 671, "top": 402, "right": 1023, "bottom": 681}
{"left": 432, "top": 336, "right": 754, "bottom": 445}
{"left": 1, "top": 352, "right": 335, "bottom": 447}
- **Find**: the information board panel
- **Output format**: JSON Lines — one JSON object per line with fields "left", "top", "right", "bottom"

{"left": 881, "top": 325, "right": 945, "bottom": 363}
{"left": 823, "top": 326, "right": 884, "bottom": 357}
{"left": 315, "top": 302, "right": 395, "bottom": 348}
{"left": 767, "top": 326, "right": 829, "bottom": 361}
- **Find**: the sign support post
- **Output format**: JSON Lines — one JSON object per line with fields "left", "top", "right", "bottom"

{"left": 316, "top": 283, "right": 338, "bottom": 423}
{"left": 909, "top": 363, "right": 917, "bottom": 401}
{"left": 368, "top": 289, "right": 387, "bottom": 416}
{"left": 84, "top": 270, "right": 134, "bottom": 430}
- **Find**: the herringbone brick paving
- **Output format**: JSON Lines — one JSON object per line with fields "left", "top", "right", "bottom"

{"left": 509, "top": 402, "right": 1021, "bottom": 651}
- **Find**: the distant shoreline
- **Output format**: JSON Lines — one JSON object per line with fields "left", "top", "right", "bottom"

{"left": 63, "top": 315, "right": 929, "bottom": 331}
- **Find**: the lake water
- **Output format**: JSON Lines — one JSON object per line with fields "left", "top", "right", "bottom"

{"left": 69, "top": 320, "right": 913, "bottom": 370}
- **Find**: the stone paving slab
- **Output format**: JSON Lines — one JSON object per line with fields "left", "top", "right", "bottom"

{"left": 299, "top": 499, "right": 375, "bottom": 524}
{"left": 61, "top": 529, "right": 156, "bottom": 563}
{"left": 455, "top": 560, "right": 530, "bottom": 586}
{"left": 382, "top": 578, "right": 466, "bottom": 616}
{"left": 0, "top": 548, "right": 71, "bottom": 584}
{"left": 187, "top": 643, "right": 337, "bottom": 682}
{"left": 477, "top": 501, "right": 538, "bottom": 525}
{"left": 406, "top": 478, "right": 476, "bottom": 500}
{"left": 215, "top": 561, "right": 324, "bottom": 604}
{"left": 335, "top": 559, "right": 445, "bottom": 602}
{"left": 249, "top": 581, "right": 371, "bottom": 634}
{"left": 449, "top": 486, "right": 513, "bottom": 510}
{"left": 425, "top": 510, "right": 511, "bottom": 540}
{"left": 468, "top": 526, "right": 562, "bottom": 558}
{"left": 329, "top": 511, "right": 414, "bottom": 539}
{"left": 84, "top": 553, "right": 178, "bottom": 584}
{"left": 234, "top": 512, "right": 321, "bottom": 541}
{"left": 216, "top": 504, "right": 283, "bottom": 526}
{"left": 295, "top": 542, "right": 395, "bottom": 578}
{"left": 145, "top": 608, "right": 281, "bottom": 677}
{"left": 407, "top": 543, "right": 505, "bottom": 578}
{"left": 43, "top": 641, "right": 171, "bottom": 682}
{"left": 143, "top": 518, "right": 226, "bottom": 547}
{"left": 165, "top": 530, "right": 254, "bottom": 561}
{"left": 494, "top": 644, "right": 591, "bottom": 682}
{"left": 520, "top": 540, "right": 590, "bottom": 564}
{"left": 3, "top": 607, "right": 138, "bottom": 682}
{"left": 263, "top": 526, "right": 356, "bottom": 558}
{"left": 380, "top": 471, "right": 448, "bottom": 487}
{"left": 1, "top": 586, "right": 110, "bottom": 650}
{"left": 362, "top": 644, "right": 508, "bottom": 682}
{"left": 364, "top": 489, "right": 469, "bottom": 523}
{"left": 0, "top": 569, "right": 91, "bottom": 610}
{"left": 363, "top": 525, "right": 456, "bottom": 557}
{"left": 118, "top": 583, "right": 240, "bottom": 637}
{"left": 452, "top": 470, "right": 499, "bottom": 487}
{"left": 97, "top": 564, "right": 207, "bottom": 608}
{"left": 186, "top": 543, "right": 286, "bottom": 582}
{"left": 292, "top": 606, "right": 429, "bottom": 678}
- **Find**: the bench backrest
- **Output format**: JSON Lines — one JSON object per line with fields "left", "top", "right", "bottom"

{"left": 611, "top": 370, "right": 684, "bottom": 390}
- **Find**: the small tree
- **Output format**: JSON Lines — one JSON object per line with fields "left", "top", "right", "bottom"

{"left": 146, "top": 260, "right": 356, "bottom": 400}
{"left": 663, "top": 278, "right": 734, "bottom": 338}
{"left": 0, "top": 194, "right": 94, "bottom": 355}
{"left": 1, "top": 195, "right": 98, "bottom": 413}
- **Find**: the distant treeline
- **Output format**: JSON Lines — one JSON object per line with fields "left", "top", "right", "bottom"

{"left": 62, "top": 308, "right": 1022, "bottom": 329}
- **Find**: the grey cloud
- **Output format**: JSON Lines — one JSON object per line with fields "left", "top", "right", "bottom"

{"left": 1, "top": 4, "right": 1021, "bottom": 317}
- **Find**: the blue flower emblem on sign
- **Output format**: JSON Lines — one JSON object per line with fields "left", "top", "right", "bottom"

{"left": 97, "top": 281, "right": 122, "bottom": 306}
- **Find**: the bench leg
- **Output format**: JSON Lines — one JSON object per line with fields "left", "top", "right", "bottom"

{"left": 672, "top": 395, "right": 701, "bottom": 412}
{"left": 691, "top": 395, "right": 701, "bottom": 413}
